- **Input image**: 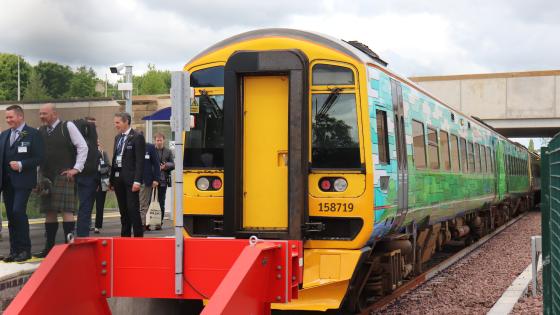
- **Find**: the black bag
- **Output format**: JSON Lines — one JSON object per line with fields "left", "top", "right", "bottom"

{"left": 63, "top": 119, "right": 98, "bottom": 175}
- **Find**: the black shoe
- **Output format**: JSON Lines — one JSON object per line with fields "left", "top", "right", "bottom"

{"left": 3, "top": 253, "right": 16, "bottom": 263}
{"left": 14, "top": 251, "right": 31, "bottom": 262}
{"left": 34, "top": 248, "right": 51, "bottom": 259}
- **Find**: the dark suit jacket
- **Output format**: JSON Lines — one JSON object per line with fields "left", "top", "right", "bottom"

{"left": 110, "top": 129, "right": 145, "bottom": 186}
{"left": 0, "top": 124, "right": 44, "bottom": 190}
{"left": 157, "top": 146, "right": 175, "bottom": 186}
{"left": 143, "top": 143, "right": 161, "bottom": 186}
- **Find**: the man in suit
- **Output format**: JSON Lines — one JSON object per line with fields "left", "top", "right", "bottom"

{"left": 110, "top": 112, "right": 145, "bottom": 237}
{"left": 154, "top": 132, "right": 174, "bottom": 229}
{"left": 0, "top": 105, "right": 44, "bottom": 262}
{"left": 139, "top": 141, "right": 161, "bottom": 229}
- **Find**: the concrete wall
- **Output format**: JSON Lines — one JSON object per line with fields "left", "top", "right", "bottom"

{"left": 0, "top": 100, "right": 120, "bottom": 156}
{"left": 411, "top": 70, "right": 560, "bottom": 119}
{"left": 410, "top": 70, "right": 560, "bottom": 137}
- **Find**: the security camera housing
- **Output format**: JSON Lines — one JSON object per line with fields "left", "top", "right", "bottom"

{"left": 110, "top": 63, "right": 125, "bottom": 74}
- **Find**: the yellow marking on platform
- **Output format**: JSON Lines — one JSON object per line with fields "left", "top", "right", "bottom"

{"left": 1, "top": 212, "right": 121, "bottom": 228}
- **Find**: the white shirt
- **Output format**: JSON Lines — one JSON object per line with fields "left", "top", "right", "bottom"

{"left": 11, "top": 123, "right": 26, "bottom": 172}
{"left": 117, "top": 127, "right": 140, "bottom": 187}
{"left": 51, "top": 119, "right": 88, "bottom": 172}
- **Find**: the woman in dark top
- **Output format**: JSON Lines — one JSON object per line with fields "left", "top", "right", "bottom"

{"left": 92, "top": 140, "right": 111, "bottom": 233}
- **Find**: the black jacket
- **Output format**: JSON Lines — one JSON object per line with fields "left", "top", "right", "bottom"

{"left": 110, "top": 129, "right": 145, "bottom": 186}
{"left": 0, "top": 124, "right": 44, "bottom": 190}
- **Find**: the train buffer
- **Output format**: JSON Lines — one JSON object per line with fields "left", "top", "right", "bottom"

{"left": 4, "top": 237, "right": 303, "bottom": 315}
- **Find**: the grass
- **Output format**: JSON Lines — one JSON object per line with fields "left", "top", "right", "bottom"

{"left": 0, "top": 191, "right": 119, "bottom": 220}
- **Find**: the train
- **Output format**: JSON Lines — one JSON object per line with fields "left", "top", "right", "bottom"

{"left": 180, "top": 28, "right": 540, "bottom": 313}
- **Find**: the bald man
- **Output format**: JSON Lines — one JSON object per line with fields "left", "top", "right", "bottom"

{"left": 35, "top": 103, "right": 88, "bottom": 258}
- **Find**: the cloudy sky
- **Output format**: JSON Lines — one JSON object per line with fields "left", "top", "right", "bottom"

{"left": 2, "top": 0, "right": 559, "bottom": 81}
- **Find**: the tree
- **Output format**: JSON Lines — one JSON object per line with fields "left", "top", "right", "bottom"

{"left": 23, "top": 68, "right": 50, "bottom": 100}
{"left": 67, "top": 66, "right": 98, "bottom": 98}
{"left": 35, "top": 61, "right": 73, "bottom": 98}
{"left": 134, "top": 64, "right": 171, "bottom": 95}
{"left": 528, "top": 139, "right": 535, "bottom": 153}
{"left": 0, "top": 53, "right": 31, "bottom": 101}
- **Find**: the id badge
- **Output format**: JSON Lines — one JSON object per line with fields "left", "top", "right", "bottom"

{"left": 18, "top": 146, "right": 27, "bottom": 153}
{"left": 115, "top": 171, "right": 120, "bottom": 178}
{"left": 145, "top": 154, "right": 150, "bottom": 160}
{"left": 116, "top": 155, "right": 122, "bottom": 168}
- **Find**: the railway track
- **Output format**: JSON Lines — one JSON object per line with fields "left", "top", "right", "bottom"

{"left": 360, "top": 212, "right": 528, "bottom": 314}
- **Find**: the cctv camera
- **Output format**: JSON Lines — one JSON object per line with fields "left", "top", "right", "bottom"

{"left": 110, "top": 63, "right": 125, "bottom": 74}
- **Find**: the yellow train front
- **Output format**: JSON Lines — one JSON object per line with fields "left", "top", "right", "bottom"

{"left": 182, "top": 29, "right": 376, "bottom": 312}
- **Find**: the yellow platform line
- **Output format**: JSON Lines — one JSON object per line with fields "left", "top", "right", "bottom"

{"left": 1, "top": 212, "right": 121, "bottom": 228}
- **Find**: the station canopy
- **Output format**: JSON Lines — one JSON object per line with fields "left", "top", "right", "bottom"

{"left": 142, "top": 107, "right": 171, "bottom": 121}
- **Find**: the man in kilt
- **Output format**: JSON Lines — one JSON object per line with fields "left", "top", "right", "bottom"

{"left": 35, "top": 103, "right": 88, "bottom": 258}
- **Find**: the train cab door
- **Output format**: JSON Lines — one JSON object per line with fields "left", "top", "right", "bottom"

{"left": 222, "top": 50, "right": 309, "bottom": 240}
{"left": 390, "top": 79, "right": 408, "bottom": 229}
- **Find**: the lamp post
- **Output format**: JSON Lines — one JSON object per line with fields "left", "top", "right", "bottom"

{"left": 17, "top": 55, "right": 20, "bottom": 102}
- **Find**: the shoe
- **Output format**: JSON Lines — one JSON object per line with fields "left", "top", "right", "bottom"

{"left": 155, "top": 225, "right": 162, "bottom": 231}
{"left": 145, "top": 225, "right": 150, "bottom": 231}
{"left": 14, "top": 251, "right": 31, "bottom": 262}
{"left": 94, "top": 228, "right": 100, "bottom": 234}
{"left": 33, "top": 248, "right": 51, "bottom": 259}
{"left": 3, "top": 253, "right": 16, "bottom": 263}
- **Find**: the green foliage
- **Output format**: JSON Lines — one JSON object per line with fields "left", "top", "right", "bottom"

{"left": 35, "top": 61, "right": 73, "bottom": 98}
{"left": 23, "top": 68, "right": 50, "bottom": 100}
{"left": 0, "top": 53, "right": 31, "bottom": 101}
{"left": 67, "top": 66, "right": 99, "bottom": 98}
{"left": 528, "top": 139, "right": 535, "bottom": 153}
{"left": 133, "top": 64, "right": 171, "bottom": 95}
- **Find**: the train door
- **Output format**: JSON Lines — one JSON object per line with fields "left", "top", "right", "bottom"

{"left": 222, "top": 50, "right": 309, "bottom": 240}
{"left": 390, "top": 79, "right": 408, "bottom": 228}
{"left": 243, "top": 76, "right": 289, "bottom": 230}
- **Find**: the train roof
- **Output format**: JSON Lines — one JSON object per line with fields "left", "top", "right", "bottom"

{"left": 188, "top": 28, "right": 388, "bottom": 67}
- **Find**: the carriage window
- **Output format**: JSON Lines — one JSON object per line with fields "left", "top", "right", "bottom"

{"left": 190, "top": 66, "right": 224, "bottom": 87}
{"left": 412, "top": 120, "right": 427, "bottom": 169}
{"left": 450, "top": 134, "right": 460, "bottom": 172}
{"left": 467, "top": 141, "right": 475, "bottom": 173}
{"left": 481, "top": 146, "right": 487, "bottom": 173}
{"left": 439, "top": 130, "right": 451, "bottom": 171}
{"left": 312, "top": 64, "right": 354, "bottom": 85}
{"left": 376, "top": 110, "right": 390, "bottom": 164}
{"left": 184, "top": 93, "right": 225, "bottom": 168}
{"left": 427, "top": 127, "right": 440, "bottom": 170}
{"left": 474, "top": 144, "right": 481, "bottom": 173}
{"left": 460, "top": 138, "right": 468, "bottom": 173}
{"left": 486, "top": 147, "right": 492, "bottom": 173}
{"left": 312, "top": 93, "right": 360, "bottom": 168}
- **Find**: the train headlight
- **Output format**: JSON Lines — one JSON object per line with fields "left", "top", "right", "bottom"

{"left": 196, "top": 177, "right": 210, "bottom": 191}
{"left": 333, "top": 178, "right": 348, "bottom": 192}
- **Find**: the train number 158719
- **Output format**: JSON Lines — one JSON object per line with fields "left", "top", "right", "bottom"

{"left": 318, "top": 202, "right": 354, "bottom": 212}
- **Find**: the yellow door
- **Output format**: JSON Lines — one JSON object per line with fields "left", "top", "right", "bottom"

{"left": 243, "top": 75, "right": 289, "bottom": 230}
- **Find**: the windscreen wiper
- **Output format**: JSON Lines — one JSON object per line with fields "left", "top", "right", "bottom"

{"left": 317, "top": 87, "right": 342, "bottom": 116}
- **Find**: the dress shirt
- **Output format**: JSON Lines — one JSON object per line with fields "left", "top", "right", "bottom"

{"left": 10, "top": 123, "right": 26, "bottom": 172}
{"left": 50, "top": 119, "right": 88, "bottom": 172}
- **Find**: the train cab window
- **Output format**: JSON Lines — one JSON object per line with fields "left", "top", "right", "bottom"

{"left": 184, "top": 92, "right": 225, "bottom": 168}
{"left": 467, "top": 141, "right": 475, "bottom": 173}
{"left": 427, "top": 127, "right": 440, "bottom": 169}
{"left": 311, "top": 93, "right": 360, "bottom": 168}
{"left": 312, "top": 64, "right": 354, "bottom": 85}
{"left": 412, "top": 120, "right": 427, "bottom": 169}
{"left": 440, "top": 130, "right": 451, "bottom": 171}
{"left": 450, "top": 134, "right": 460, "bottom": 173}
{"left": 460, "top": 138, "right": 468, "bottom": 173}
{"left": 474, "top": 144, "right": 481, "bottom": 173}
{"left": 190, "top": 66, "right": 225, "bottom": 87}
{"left": 376, "top": 110, "right": 390, "bottom": 164}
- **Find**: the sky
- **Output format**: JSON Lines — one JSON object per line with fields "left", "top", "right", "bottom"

{"left": 2, "top": 0, "right": 559, "bottom": 80}
{"left": 0, "top": 0, "right": 556, "bottom": 148}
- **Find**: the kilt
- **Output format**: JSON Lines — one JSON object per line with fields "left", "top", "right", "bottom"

{"left": 40, "top": 174, "right": 77, "bottom": 213}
